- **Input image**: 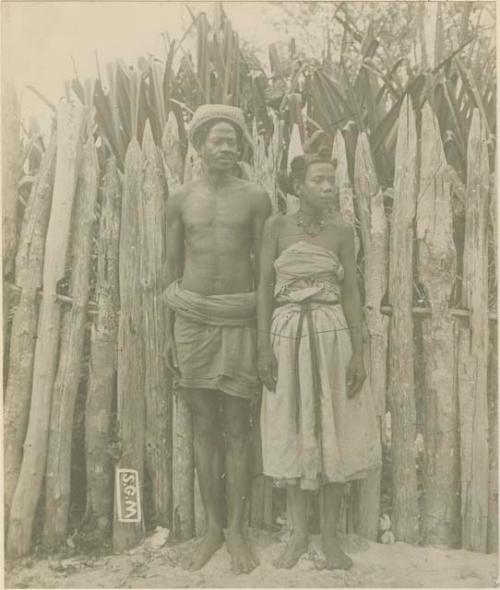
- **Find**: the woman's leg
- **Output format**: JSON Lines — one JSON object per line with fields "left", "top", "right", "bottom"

{"left": 274, "top": 484, "right": 309, "bottom": 568}
{"left": 319, "top": 483, "right": 353, "bottom": 570}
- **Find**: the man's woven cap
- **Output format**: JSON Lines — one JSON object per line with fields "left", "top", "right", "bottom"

{"left": 188, "top": 104, "right": 254, "bottom": 150}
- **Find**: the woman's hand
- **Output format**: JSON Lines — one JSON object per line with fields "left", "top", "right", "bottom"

{"left": 346, "top": 353, "right": 366, "bottom": 398}
{"left": 258, "top": 345, "right": 278, "bottom": 392}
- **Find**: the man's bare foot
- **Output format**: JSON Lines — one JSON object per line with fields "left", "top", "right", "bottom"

{"left": 273, "top": 533, "right": 308, "bottom": 569}
{"left": 183, "top": 531, "right": 224, "bottom": 571}
{"left": 315, "top": 535, "right": 353, "bottom": 571}
{"left": 224, "top": 529, "right": 259, "bottom": 575}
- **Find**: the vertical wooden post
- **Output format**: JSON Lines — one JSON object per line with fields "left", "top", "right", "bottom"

{"left": 487, "top": 172, "right": 498, "bottom": 554}
{"left": 85, "top": 155, "right": 121, "bottom": 537}
{"left": 183, "top": 141, "right": 202, "bottom": 185}
{"left": 252, "top": 114, "right": 281, "bottom": 213}
{"left": 250, "top": 401, "right": 265, "bottom": 529}
{"left": 165, "top": 116, "right": 196, "bottom": 541}
{"left": 270, "top": 112, "right": 282, "bottom": 211}
{"left": 250, "top": 476, "right": 265, "bottom": 529}
{"left": 194, "top": 471, "right": 206, "bottom": 537}
{"left": 416, "top": 104, "right": 460, "bottom": 546}
{"left": 248, "top": 113, "right": 281, "bottom": 532}
{"left": 172, "top": 392, "right": 195, "bottom": 540}
{"left": 354, "top": 132, "right": 388, "bottom": 417}
{"left": 251, "top": 475, "right": 273, "bottom": 529}
{"left": 262, "top": 477, "right": 274, "bottom": 528}
{"left": 4, "top": 136, "right": 56, "bottom": 517}
{"left": 139, "top": 123, "right": 172, "bottom": 528}
{"left": 44, "top": 126, "right": 99, "bottom": 548}
{"left": 2, "top": 81, "right": 20, "bottom": 350}
{"left": 162, "top": 112, "right": 184, "bottom": 189}
{"left": 350, "top": 132, "right": 388, "bottom": 540}
{"left": 286, "top": 123, "right": 303, "bottom": 215}
{"left": 7, "top": 102, "right": 85, "bottom": 559}
{"left": 113, "top": 137, "right": 146, "bottom": 551}
{"left": 458, "top": 109, "right": 490, "bottom": 552}
{"left": 332, "top": 131, "right": 360, "bottom": 258}
{"left": 489, "top": 174, "right": 497, "bottom": 274}
{"left": 487, "top": 336, "right": 498, "bottom": 553}
{"left": 417, "top": 3, "right": 429, "bottom": 70}
{"left": 388, "top": 96, "right": 419, "bottom": 543}
{"left": 2, "top": 80, "right": 19, "bottom": 273}
{"left": 335, "top": 130, "right": 376, "bottom": 537}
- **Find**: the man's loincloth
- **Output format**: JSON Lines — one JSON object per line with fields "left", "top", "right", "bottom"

{"left": 164, "top": 281, "right": 260, "bottom": 400}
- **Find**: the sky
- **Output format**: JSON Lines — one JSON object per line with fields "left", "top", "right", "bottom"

{"left": 2, "top": 1, "right": 285, "bottom": 130}
{"left": 3, "top": 1, "right": 494, "bottom": 133}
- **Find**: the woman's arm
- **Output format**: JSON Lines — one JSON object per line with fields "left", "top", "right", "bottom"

{"left": 339, "top": 224, "right": 366, "bottom": 396}
{"left": 256, "top": 216, "right": 280, "bottom": 391}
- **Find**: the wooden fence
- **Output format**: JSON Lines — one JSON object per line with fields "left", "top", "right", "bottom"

{"left": 3, "top": 93, "right": 497, "bottom": 559}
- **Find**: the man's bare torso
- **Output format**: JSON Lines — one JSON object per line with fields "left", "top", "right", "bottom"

{"left": 178, "top": 176, "right": 263, "bottom": 295}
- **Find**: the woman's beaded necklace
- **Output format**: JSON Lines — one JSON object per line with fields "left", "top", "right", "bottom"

{"left": 296, "top": 211, "right": 331, "bottom": 237}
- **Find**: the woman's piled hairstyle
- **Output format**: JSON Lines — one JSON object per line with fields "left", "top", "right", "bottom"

{"left": 279, "top": 144, "right": 336, "bottom": 197}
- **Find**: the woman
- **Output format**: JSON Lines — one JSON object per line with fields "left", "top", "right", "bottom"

{"left": 257, "top": 152, "right": 381, "bottom": 571}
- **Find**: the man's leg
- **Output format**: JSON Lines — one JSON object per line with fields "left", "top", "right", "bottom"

{"left": 274, "top": 484, "right": 309, "bottom": 568}
{"left": 223, "top": 395, "right": 259, "bottom": 574}
{"left": 183, "top": 389, "right": 224, "bottom": 571}
{"left": 319, "top": 483, "right": 353, "bottom": 570}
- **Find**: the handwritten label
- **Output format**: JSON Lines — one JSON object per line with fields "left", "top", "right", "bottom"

{"left": 115, "top": 468, "right": 142, "bottom": 523}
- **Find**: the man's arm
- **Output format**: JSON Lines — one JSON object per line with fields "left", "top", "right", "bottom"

{"left": 165, "top": 189, "right": 185, "bottom": 288}
{"left": 164, "top": 188, "right": 185, "bottom": 373}
{"left": 256, "top": 215, "right": 279, "bottom": 391}
{"left": 252, "top": 188, "right": 272, "bottom": 287}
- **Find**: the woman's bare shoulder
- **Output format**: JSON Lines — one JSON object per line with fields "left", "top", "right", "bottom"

{"left": 329, "top": 216, "right": 355, "bottom": 237}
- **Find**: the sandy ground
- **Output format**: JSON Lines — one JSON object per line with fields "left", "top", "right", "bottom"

{"left": 6, "top": 529, "right": 499, "bottom": 589}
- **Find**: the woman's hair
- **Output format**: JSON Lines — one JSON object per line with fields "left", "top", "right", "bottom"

{"left": 279, "top": 149, "right": 336, "bottom": 197}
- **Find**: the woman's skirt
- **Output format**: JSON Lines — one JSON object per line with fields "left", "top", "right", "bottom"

{"left": 260, "top": 302, "right": 382, "bottom": 490}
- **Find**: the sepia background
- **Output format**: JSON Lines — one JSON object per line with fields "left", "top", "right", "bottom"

{"left": 2, "top": 1, "right": 497, "bottom": 587}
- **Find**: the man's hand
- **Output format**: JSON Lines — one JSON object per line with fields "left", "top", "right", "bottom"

{"left": 166, "top": 337, "right": 179, "bottom": 376}
{"left": 257, "top": 345, "right": 278, "bottom": 392}
{"left": 346, "top": 354, "right": 366, "bottom": 398}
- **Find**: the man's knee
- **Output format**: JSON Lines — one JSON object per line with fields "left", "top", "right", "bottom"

{"left": 186, "top": 389, "right": 219, "bottom": 436}
{"left": 225, "top": 421, "right": 250, "bottom": 445}
{"left": 194, "top": 413, "right": 219, "bottom": 440}
{"left": 224, "top": 398, "right": 250, "bottom": 443}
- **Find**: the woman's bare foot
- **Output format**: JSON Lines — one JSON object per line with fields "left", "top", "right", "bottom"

{"left": 183, "top": 531, "right": 224, "bottom": 571}
{"left": 273, "top": 533, "right": 308, "bottom": 569}
{"left": 315, "top": 535, "right": 353, "bottom": 571}
{"left": 224, "top": 529, "right": 259, "bottom": 575}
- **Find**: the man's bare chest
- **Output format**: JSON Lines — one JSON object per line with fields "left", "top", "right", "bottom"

{"left": 182, "top": 192, "right": 252, "bottom": 230}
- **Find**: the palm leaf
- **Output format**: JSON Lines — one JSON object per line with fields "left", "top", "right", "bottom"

{"left": 232, "top": 32, "right": 240, "bottom": 106}
{"left": 197, "top": 12, "right": 210, "bottom": 102}
{"left": 371, "top": 74, "right": 425, "bottom": 154}
{"left": 26, "top": 86, "right": 57, "bottom": 114}
{"left": 361, "top": 60, "right": 400, "bottom": 101}
{"left": 454, "top": 56, "right": 492, "bottom": 135}
{"left": 222, "top": 19, "right": 234, "bottom": 103}
{"left": 269, "top": 44, "right": 284, "bottom": 79}
{"left": 442, "top": 78, "right": 467, "bottom": 161}
{"left": 209, "top": 32, "right": 225, "bottom": 101}
{"left": 92, "top": 78, "right": 123, "bottom": 167}
{"left": 163, "top": 40, "right": 176, "bottom": 105}
{"left": 341, "top": 59, "right": 363, "bottom": 131}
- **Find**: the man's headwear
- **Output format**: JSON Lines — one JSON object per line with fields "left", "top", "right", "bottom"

{"left": 188, "top": 104, "right": 253, "bottom": 150}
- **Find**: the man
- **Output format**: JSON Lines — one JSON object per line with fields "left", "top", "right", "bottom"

{"left": 164, "top": 104, "right": 271, "bottom": 574}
